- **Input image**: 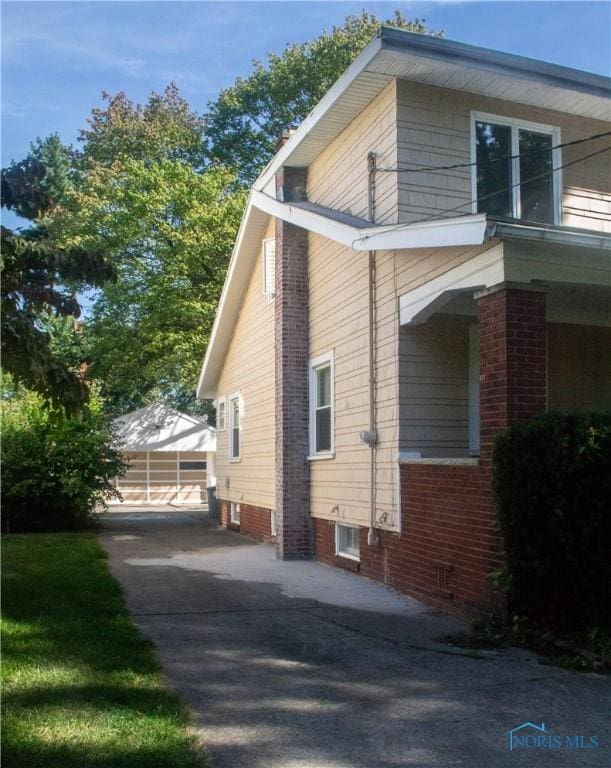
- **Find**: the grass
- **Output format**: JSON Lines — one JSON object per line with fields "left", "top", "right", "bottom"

{"left": 1, "top": 533, "right": 207, "bottom": 768}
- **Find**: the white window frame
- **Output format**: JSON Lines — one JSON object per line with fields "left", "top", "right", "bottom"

{"left": 228, "top": 392, "right": 241, "bottom": 461}
{"left": 216, "top": 396, "right": 226, "bottom": 431}
{"left": 230, "top": 502, "right": 240, "bottom": 525}
{"left": 262, "top": 237, "right": 276, "bottom": 302}
{"left": 335, "top": 523, "right": 360, "bottom": 562}
{"left": 470, "top": 111, "right": 562, "bottom": 225}
{"left": 270, "top": 509, "right": 277, "bottom": 537}
{"left": 308, "top": 351, "right": 335, "bottom": 459}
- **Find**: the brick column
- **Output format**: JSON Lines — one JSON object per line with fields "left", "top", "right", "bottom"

{"left": 477, "top": 286, "right": 547, "bottom": 459}
{"left": 275, "top": 166, "right": 312, "bottom": 560}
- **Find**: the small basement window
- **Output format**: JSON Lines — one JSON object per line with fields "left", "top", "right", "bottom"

{"left": 336, "top": 523, "right": 360, "bottom": 561}
{"left": 270, "top": 509, "right": 277, "bottom": 537}
{"left": 230, "top": 502, "right": 240, "bottom": 524}
{"left": 179, "top": 460, "right": 207, "bottom": 471}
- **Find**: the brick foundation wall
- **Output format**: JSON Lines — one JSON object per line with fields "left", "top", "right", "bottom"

{"left": 218, "top": 500, "right": 274, "bottom": 542}
{"left": 313, "top": 462, "right": 503, "bottom": 618}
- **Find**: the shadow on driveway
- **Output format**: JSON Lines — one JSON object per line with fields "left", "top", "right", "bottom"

{"left": 99, "top": 509, "right": 608, "bottom": 768}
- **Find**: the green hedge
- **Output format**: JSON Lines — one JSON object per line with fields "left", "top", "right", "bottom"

{"left": 1, "top": 386, "right": 125, "bottom": 532}
{"left": 493, "top": 411, "right": 611, "bottom": 633}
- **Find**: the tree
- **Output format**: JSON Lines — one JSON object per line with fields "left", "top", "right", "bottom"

{"left": 1, "top": 141, "right": 114, "bottom": 414}
{"left": 204, "top": 11, "right": 441, "bottom": 182}
{"left": 48, "top": 87, "right": 246, "bottom": 413}
{"left": 1, "top": 375, "right": 125, "bottom": 532}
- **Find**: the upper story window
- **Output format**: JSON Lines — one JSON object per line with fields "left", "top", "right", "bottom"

{"left": 262, "top": 238, "right": 276, "bottom": 301}
{"left": 472, "top": 112, "right": 561, "bottom": 225}
{"left": 228, "top": 393, "right": 241, "bottom": 460}
{"left": 309, "top": 351, "right": 334, "bottom": 458}
{"left": 216, "top": 397, "right": 226, "bottom": 431}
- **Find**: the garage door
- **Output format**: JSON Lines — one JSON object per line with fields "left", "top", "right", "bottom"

{"left": 116, "top": 451, "right": 208, "bottom": 504}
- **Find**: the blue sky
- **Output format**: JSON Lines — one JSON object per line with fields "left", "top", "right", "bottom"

{"left": 2, "top": 1, "right": 610, "bottom": 175}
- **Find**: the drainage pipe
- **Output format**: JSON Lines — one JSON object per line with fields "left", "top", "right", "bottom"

{"left": 366, "top": 152, "right": 379, "bottom": 546}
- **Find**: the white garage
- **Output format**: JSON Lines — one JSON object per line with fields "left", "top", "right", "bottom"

{"left": 114, "top": 403, "right": 216, "bottom": 505}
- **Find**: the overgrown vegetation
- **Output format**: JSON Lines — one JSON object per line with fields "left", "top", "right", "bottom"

{"left": 491, "top": 410, "right": 611, "bottom": 672}
{"left": 1, "top": 378, "right": 125, "bottom": 532}
{"left": 1, "top": 534, "right": 206, "bottom": 767}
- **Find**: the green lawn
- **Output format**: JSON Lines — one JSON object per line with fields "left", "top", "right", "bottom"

{"left": 1, "top": 533, "right": 206, "bottom": 768}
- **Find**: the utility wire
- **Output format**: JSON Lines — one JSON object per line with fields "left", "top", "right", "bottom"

{"left": 355, "top": 145, "right": 611, "bottom": 245}
{"left": 376, "top": 130, "right": 611, "bottom": 174}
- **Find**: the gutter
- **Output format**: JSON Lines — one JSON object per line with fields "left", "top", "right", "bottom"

{"left": 488, "top": 220, "right": 611, "bottom": 250}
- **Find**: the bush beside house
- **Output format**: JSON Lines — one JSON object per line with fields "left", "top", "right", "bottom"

{"left": 1, "top": 384, "right": 125, "bottom": 532}
{"left": 493, "top": 411, "right": 611, "bottom": 635}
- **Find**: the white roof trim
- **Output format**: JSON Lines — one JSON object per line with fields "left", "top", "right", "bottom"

{"left": 399, "top": 244, "right": 506, "bottom": 325}
{"left": 254, "top": 27, "right": 610, "bottom": 194}
{"left": 197, "top": 191, "right": 488, "bottom": 397}
{"left": 252, "top": 190, "right": 489, "bottom": 251}
{"left": 254, "top": 34, "right": 384, "bottom": 193}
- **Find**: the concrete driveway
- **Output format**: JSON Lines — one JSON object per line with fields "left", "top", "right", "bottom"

{"left": 99, "top": 508, "right": 609, "bottom": 768}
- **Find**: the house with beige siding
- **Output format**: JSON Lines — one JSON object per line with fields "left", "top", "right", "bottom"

{"left": 197, "top": 27, "right": 611, "bottom": 616}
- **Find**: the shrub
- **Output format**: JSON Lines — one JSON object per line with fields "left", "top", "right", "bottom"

{"left": 492, "top": 411, "right": 611, "bottom": 633}
{"left": 1, "top": 384, "right": 126, "bottom": 532}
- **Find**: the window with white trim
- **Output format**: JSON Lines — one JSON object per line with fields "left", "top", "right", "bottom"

{"left": 270, "top": 509, "right": 277, "bottom": 537}
{"left": 230, "top": 502, "right": 240, "bottom": 524}
{"left": 472, "top": 112, "right": 561, "bottom": 225}
{"left": 262, "top": 238, "right": 276, "bottom": 301}
{"left": 216, "top": 397, "right": 226, "bottom": 431}
{"left": 309, "top": 352, "right": 334, "bottom": 457}
{"left": 336, "top": 524, "right": 360, "bottom": 561}
{"left": 228, "top": 393, "right": 241, "bottom": 460}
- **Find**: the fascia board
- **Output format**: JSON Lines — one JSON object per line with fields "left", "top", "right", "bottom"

{"left": 253, "top": 34, "right": 383, "bottom": 192}
{"left": 197, "top": 197, "right": 267, "bottom": 399}
{"left": 253, "top": 191, "right": 488, "bottom": 251}
{"left": 354, "top": 214, "right": 489, "bottom": 251}
{"left": 251, "top": 190, "right": 359, "bottom": 247}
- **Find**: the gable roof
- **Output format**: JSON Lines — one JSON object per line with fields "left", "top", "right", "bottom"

{"left": 255, "top": 26, "right": 610, "bottom": 196}
{"left": 197, "top": 27, "right": 610, "bottom": 399}
{"left": 114, "top": 403, "right": 216, "bottom": 452}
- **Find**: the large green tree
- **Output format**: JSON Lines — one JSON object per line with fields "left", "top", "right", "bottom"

{"left": 204, "top": 11, "right": 441, "bottom": 182}
{"left": 1, "top": 139, "right": 114, "bottom": 414}
{"left": 49, "top": 87, "right": 245, "bottom": 413}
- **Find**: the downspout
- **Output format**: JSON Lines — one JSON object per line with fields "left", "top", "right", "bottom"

{"left": 366, "top": 152, "right": 379, "bottom": 546}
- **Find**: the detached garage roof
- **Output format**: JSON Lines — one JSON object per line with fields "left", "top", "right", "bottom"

{"left": 114, "top": 403, "right": 216, "bottom": 453}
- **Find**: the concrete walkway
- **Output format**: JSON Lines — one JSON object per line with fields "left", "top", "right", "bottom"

{"left": 99, "top": 508, "right": 609, "bottom": 768}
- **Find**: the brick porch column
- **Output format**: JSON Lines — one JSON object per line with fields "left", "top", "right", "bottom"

{"left": 477, "top": 286, "right": 547, "bottom": 459}
{"left": 275, "top": 166, "right": 312, "bottom": 559}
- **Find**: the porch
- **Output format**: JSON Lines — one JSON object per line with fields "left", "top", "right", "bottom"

{"left": 391, "top": 235, "right": 611, "bottom": 615}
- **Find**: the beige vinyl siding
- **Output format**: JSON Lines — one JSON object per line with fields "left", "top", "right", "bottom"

{"left": 308, "top": 227, "right": 492, "bottom": 530}
{"left": 307, "top": 80, "right": 399, "bottom": 224}
{"left": 396, "top": 79, "right": 611, "bottom": 231}
{"left": 399, "top": 315, "right": 471, "bottom": 458}
{"left": 214, "top": 218, "right": 276, "bottom": 509}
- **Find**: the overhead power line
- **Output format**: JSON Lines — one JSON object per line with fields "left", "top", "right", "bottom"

{"left": 355, "top": 144, "right": 611, "bottom": 244}
{"left": 376, "top": 130, "right": 611, "bottom": 175}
